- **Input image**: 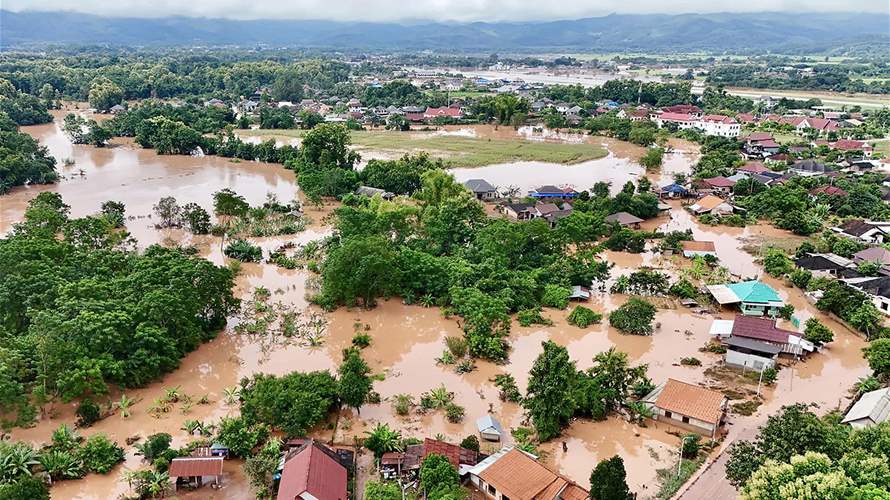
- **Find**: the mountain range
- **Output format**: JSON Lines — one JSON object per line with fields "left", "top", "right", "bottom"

{"left": 2, "top": 10, "right": 888, "bottom": 54}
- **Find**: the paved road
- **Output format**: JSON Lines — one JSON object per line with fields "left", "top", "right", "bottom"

{"left": 674, "top": 427, "right": 759, "bottom": 500}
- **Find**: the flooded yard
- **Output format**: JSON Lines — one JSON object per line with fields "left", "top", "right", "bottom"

{"left": 1, "top": 113, "right": 871, "bottom": 499}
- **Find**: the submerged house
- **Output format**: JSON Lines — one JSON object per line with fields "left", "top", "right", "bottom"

{"left": 688, "top": 195, "right": 733, "bottom": 216}
{"left": 833, "top": 219, "right": 890, "bottom": 244}
{"left": 169, "top": 455, "right": 224, "bottom": 491}
{"left": 681, "top": 240, "right": 717, "bottom": 258}
{"left": 842, "top": 388, "right": 890, "bottom": 429}
{"left": 660, "top": 183, "right": 690, "bottom": 199}
{"left": 641, "top": 379, "right": 728, "bottom": 438}
{"left": 841, "top": 276, "right": 890, "bottom": 316}
{"left": 706, "top": 281, "right": 784, "bottom": 316}
{"left": 724, "top": 335, "right": 782, "bottom": 370}
{"left": 476, "top": 415, "right": 504, "bottom": 442}
{"left": 467, "top": 447, "right": 588, "bottom": 500}
{"left": 713, "top": 315, "right": 814, "bottom": 357}
{"left": 795, "top": 253, "right": 854, "bottom": 277}
{"left": 604, "top": 211, "right": 644, "bottom": 229}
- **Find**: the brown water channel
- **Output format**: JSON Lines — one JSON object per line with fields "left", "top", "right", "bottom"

{"left": 1, "top": 113, "right": 870, "bottom": 499}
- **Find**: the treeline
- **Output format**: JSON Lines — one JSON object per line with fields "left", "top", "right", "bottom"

{"left": 0, "top": 54, "right": 351, "bottom": 102}
{"left": 707, "top": 64, "right": 890, "bottom": 94}
{"left": 0, "top": 193, "right": 238, "bottom": 426}
{"left": 540, "top": 80, "right": 694, "bottom": 107}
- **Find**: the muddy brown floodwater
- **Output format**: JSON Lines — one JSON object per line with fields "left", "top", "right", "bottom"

{"left": 1, "top": 113, "right": 871, "bottom": 499}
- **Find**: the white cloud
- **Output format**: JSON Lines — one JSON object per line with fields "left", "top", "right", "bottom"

{"left": 4, "top": 0, "right": 888, "bottom": 22}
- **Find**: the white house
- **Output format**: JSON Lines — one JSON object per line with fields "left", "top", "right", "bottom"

{"left": 724, "top": 336, "right": 781, "bottom": 371}
{"left": 842, "top": 388, "right": 890, "bottom": 428}
{"left": 833, "top": 220, "right": 890, "bottom": 244}
{"left": 699, "top": 115, "right": 740, "bottom": 138}
{"left": 642, "top": 379, "right": 728, "bottom": 437}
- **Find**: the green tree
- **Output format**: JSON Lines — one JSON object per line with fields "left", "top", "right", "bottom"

{"left": 338, "top": 348, "right": 372, "bottom": 413}
{"left": 364, "top": 423, "right": 403, "bottom": 460}
{"left": 88, "top": 77, "right": 124, "bottom": 112}
{"left": 420, "top": 453, "right": 461, "bottom": 498}
{"left": 863, "top": 339, "right": 890, "bottom": 378}
{"left": 364, "top": 481, "right": 402, "bottom": 500}
{"left": 524, "top": 341, "right": 577, "bottom": 441}
{"left": 609, "top": 298, "right": 657, "bottom": 335}
{"left": 803, "top": 318, "right": 834, "bottom": 346}
{"left": 320, "top": 236, "right": 398, "bottom": 307}
{"left": 589, "top": 455, "right": 632, "bottom": 500}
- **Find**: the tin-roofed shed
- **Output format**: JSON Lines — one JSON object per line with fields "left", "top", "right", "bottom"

{"left": 476, "top": 415, "right": 504, "bottom": 441}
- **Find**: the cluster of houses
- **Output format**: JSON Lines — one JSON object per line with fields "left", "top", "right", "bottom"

{"left": 741, "top": 131, "right": 875, "bottom": 164}
{"left": 652, "top": 105, "right": 741, "bottom": 138}
{"left": 792, "top": 219, "right": 890, "bottom": 316}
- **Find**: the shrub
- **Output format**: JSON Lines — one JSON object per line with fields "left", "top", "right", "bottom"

{"left": 77, "top": 434, "right": 125, "bottom": 474}
{"left": 541, "top": 285, "right": 571, "bottom": 310}
{"left": 789, "top": 268, "right": 812, "bottom": 290}
{"left": 517, "top": 307, "right": 553, "bottom": 327}
{"left": 445, "top": 403, "right": 465, "bottom": 423}
{"left": 392, "top": 394, "right": 414, "bottom": 416}
{"left": 224, "top": 239, "right": 262, "bottom": 262}
{"left": 609, "top": 298, "right": 657, "bottom": 335}
{"left": 75, "top": 400, "right": 101, "bottom": 427}
{"left": 680, "top": 357, "right": 702, "bottom": 366}
{"left": 776, "top": 304, "right": 795, "bottom": 320}
{"left": 763, "top": 247, "right": 793, "bottom": 277}
{"left": 136, "top": 433, "right": 172, "bottom": 463}
{"left": 444, "top": 336, "right": 468, "bottom": 358}
{"left": 460, "top": 435, "right": 480, "bottom": 452}
{"left": 493, "top": 374, "right": 522, "bottom": 403}
{"left": 681, "top": 434, "right": 701, "bottom": 459}
{"left": 669, "top": 278, "right": 697, "bottom": 299}
{"left": 351, "top": 333, "right": 372, "bottom": 349}
{"left": 216, "top": 416, "right": 269, "bottom": 458}
{"left": 567, "top": 306, "right": 603, "bottom": 328}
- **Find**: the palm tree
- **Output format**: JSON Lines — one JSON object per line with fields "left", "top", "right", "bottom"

{"left": 162, "top": 386, "right": 181, "bottom": 404}
{"left": 363, "top": 423, "right": 403, "bottom": 461}
{"left": 125, "top": 469, "right": 171, "bottom": 498}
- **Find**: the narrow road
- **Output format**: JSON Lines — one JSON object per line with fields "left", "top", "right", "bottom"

{"left": 674, "top": 427, "right": 758, "bottom": 500}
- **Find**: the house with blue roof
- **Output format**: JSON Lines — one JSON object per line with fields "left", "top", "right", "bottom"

{"left": 706, "top": 280, "right": 784, "bottom": 316}
{"left": 660, "top": 183, "right": 689, "bottom": 199}
{"left": 529, "top": 185, "right": 578, "bottom": 200}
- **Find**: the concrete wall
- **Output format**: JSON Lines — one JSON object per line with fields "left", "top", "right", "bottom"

{"left": 726, "top": 349, "right": 776, "bottom": 370}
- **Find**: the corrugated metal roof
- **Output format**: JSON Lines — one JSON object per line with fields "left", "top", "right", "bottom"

{"left": 277, "top": 441, "right": 347, "bottom": 500}
{"left": 168, "top": 457, "right": 223, "bottom": 478}
{"left": 707, "top": 284, "right": 740, "bottom": 305}
{"left": 731, "top": 315, "right": 792, "bottom": 344}
{"left": 725, "top": 335, "right": 783, "bottom": 355}
{"left": 843, "top": 388, "right": 890, "bottom": 425}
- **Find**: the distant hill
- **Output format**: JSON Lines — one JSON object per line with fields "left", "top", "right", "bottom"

{"left": 2, "top": 10, "right": 888, "bottom": 54}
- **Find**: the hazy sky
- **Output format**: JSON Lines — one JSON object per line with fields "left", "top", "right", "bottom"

{"left": 5, "top": 0, "right": 889, "bottom": 22}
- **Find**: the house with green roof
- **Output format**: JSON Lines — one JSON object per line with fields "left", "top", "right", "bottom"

{"left": 706, "top": 281, "right": 784, "bottom": 316}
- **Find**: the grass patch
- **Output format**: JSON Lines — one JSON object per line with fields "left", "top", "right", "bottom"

{"left": 239, "top": 128, "right": 608, "bottom": 168}
{"left": 732, "top": 399, "right": 762, "bottom": 416}
{"left": 656, "top": 455, "right": 706, "bottom": 499}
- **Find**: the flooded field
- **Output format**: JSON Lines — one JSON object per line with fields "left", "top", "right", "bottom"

{"left": 1, "top": 113, "right": 872, "bottom": 499}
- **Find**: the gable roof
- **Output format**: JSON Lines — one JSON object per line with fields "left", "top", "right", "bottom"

{"left": 473, "top": 448, "right": 588, "bottom": 500}
{"left": 731, "top": 315, "right": 793, "bottom": 344}
{"left": 476, "top": 415, "right": 504, "bottom": 435}
{"left": 839, "top": 219, "right": 883, "bottom": 237}
{"left": 854, "top": 247, "right": 890, "bottom": 266}
{"left": 738, "top": 161, "right": 770, "bottom": 174}
{"left": 702, "top": 114, "right": 737, "bottom": 124}
{"left": 791, "top": 159, "right": 831, "bottom": 173}
{"left": 744, "top": 132, "right": 773, "bottom": 142}
{"left": 682, "top": 240, "right": 716, "bottom": 252}
{"left": 725, "top": 281, "right": 782, "bottom": 304}
{"left": 604, "top": 212, "right": 644, "bottom": 225}
{"left": 843, "top": 388, "right": 890, "bottom": 426}
{"left": 661, "top": 183, "right": 689, "bottom": 194}
{"left": 703, "top": 176, "right": 736, "bottom": 188}
{"left": 810, "top": 185, "right": 848, "bottom": 197}
{"left": 653, "top": 379, "right": 726, "bottom": 425}
{"left": 725, "top": 335, "right": 783, "bottom": 355}
{"left": 463, "top": 179, "right": 496, "bottom": 193}
{"left": 277, "top": 441, "right": 347, "bottom": 500}
{"left": 795, "top": 253, "right": 852, "bottom": 271}
{"left": 168, "top": 457, "right": 224, "bottom": 478}
{"left": 693, "top": 195, "right": 729, "bottom": 212}
{"left": 422, "top": 438, "right": 478, "bottom": 468}
{"left": 659, "top": 112, "right": 697, "bottom": 122}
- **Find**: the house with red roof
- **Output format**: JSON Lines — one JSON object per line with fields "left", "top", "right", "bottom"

{"left": 662, "top": 104, "right": 703, "bottom": 117}
{"left": 696, "top": 176, "right": 737, "bottom": 196}
{"left": 736, "top": 113, "right": 757, "bottom": 124}
{"left": 655, "top": 112, "right": 699, "bottom": 130}
{"left": 423, "top": 106, "right": 463, "bottom": 121}
{"left": 727, "top": 315, "right": 813, "bottom": 356}
{"left": 277, "top": 440, "right": 348, "bottom": 500}
{"left": 831, "top": 139, "right": 873, "bottom": 157}
{"left": 810, "top": 185, "right": 848, "bottom": 198}
{"left": 791, "top": 117, "right": 839, "bottom": 134}
{"left": 738, "top": 162, "right": 771, "bottom": 175}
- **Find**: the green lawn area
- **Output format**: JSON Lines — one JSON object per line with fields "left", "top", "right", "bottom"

{"left": 240, "top": 129, "right": 608, "bottom": 168}
{"left": 870, "top": 140, "right": 890, "bottom": 158}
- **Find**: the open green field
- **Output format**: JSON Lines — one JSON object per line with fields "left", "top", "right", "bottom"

{"left": 870, "top": 139, "right": 890, "bottom": 158}
{"left": 240, "top": 129, "right": 609, "bottom": 168}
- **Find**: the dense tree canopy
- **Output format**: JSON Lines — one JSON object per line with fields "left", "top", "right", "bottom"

{"left": 0, "top": 193, "right": 238, "bottom": 423}
{"left": 0, "top": 113, "right": 58, "bottom": 193}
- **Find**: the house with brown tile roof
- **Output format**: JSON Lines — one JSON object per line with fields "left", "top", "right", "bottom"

{"left": 642, "top": 379, "right": 728, "bottom": 437}
{"left": 169, "top": 456, "right": 224, "bottom": 491}
{"left": 467, "top": 447, "right": 588, "bottom": 500}
{"left": 688, "top": 195, "right": 733, "bottom": 216}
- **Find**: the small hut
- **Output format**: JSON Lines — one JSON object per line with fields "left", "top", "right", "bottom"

{"left": 168, "top": 456, "right": 224, "bottom": 491}
{"left": 476, "top": 415, "right": 504, "bottom": 442}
